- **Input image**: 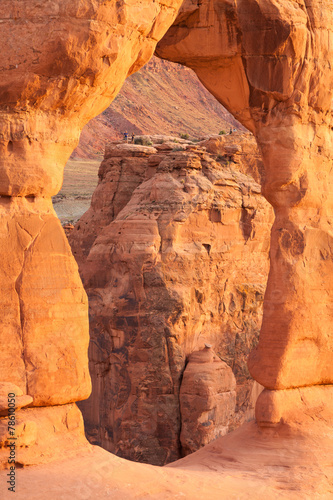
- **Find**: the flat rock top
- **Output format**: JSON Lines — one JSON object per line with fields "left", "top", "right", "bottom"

{"left": 105, "top": 144, "right": 158, "bottom": 158}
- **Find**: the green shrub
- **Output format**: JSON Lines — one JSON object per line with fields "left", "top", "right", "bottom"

{"left": 219, "top": 130, "right": 226, "bottom": 135}
{"left": 134, "top": 137, "right": 153, "bottom": 146}
{"left": 180, "top": 133, "right": 189, "bottom": 140}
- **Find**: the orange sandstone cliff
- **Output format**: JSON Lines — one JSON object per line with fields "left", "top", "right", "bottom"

{"left": 69, "top": 140, "right": 272, "bottom": 464}
{"left": 0, "top": 0, "right": 184, "bottom": 468}
{"left": 73, "top": 56, "right": 245, "bottom": 158}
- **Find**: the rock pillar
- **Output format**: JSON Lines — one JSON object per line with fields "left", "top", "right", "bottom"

{"left": 180, "top": 347, "right": 236, "bottom": 456}
{"left": 0, "top": 118, "right": 91, "bottom": 466}
{"left": 251, "top": 121, "right": 333, "bottom": 426}
{"left": 0, "top": 0, "right": 183, "bottom": 467}
{"left": 157, "top": 0, "right": 333, "bottom": 429}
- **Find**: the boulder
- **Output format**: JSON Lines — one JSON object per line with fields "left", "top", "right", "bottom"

{"left": 179, "top": 347, "right": 236, "bottom": 456}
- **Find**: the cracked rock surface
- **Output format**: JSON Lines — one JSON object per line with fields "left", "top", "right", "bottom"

{"left": 70, "top": 142, "right": 272, "bottom": 465}
{"left": 0, "top": 197, "right": 90, "bottom": 406}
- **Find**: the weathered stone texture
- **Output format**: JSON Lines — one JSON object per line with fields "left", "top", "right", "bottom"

{"left": 0, "top": 0, "right": 183, "bottom": 196}
{"left": 199, "top": 132, "right": 264, "bottom": 184}
{"left": 157, "top": 0, "right": 333, "bottom": 409}
{"left": 179, "top": 347, "right": 236, "bottom": 456}
{"left": 70, "top": 142, "right": 272, "bottom": 464}
{"left": 0, "top": 197, "right": 90, "bottom": 406}
{"left": 0, "top": 0, "right": 333, "bottom": 496}
{"left": 0, "top": 0, "right": 184, "bottom": 468}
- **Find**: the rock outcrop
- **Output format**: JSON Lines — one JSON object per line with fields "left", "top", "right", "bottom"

{"left": 0, "top": 197, "right": 90, "bottom": 405}
{"left": 200, "top": 132, "right": 264, "bottom": 184}
{"left": 69, "top": 140, "right": 272, "bottom": 464}
{"left": 0, "top": 0, "right": 183, "bottom": 197}
{"left": 0, "top": 197, "right": 92, "bottom": 467}
{"left": 69, "top": 143, "right": 158, "bottom": 265}
{"left": 73, "top": 56, "right": 244, "bottom": 158}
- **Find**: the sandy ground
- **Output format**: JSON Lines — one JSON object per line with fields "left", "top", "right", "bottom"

{"left": 53, "top": 157, "right": 101, "bottom": 224}
{"left": 1, "top": 421, "right": 332, "bottom": 499}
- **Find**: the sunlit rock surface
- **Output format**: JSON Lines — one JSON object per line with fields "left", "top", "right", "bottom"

{"left": 157, "top": 0, "right": 333, "bottom": 403}
{"left": 70, "top": 141, "right": 272, "bottom": 464}
{"left": 0, "top": 0, "right": 333, "bottom": 497}
{"left": 0, "top": 0, "right": 183, "bottom": 469}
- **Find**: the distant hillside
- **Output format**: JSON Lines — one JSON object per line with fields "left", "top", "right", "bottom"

{"left": 73, "top": 57, "right": 244, "bottom": 158}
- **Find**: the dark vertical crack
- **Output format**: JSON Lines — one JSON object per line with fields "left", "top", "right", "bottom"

{"left": 14, "top": 220, "right": 47, "bottom": 396}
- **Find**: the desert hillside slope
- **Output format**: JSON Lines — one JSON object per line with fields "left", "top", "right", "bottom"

{"left": 73, "top": 57, "right": 243, "bottom": 158}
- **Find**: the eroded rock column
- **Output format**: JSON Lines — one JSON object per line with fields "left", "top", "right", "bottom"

{"left": 0, "top": 111, "right": 92, "bottom": 467}
{"left": 0, "top": 0, "right": 183, "bottom": 467}
{"left": 252, "top": 120, "right": 333, "bottom": 426}
{"left": 180, "top": 346, "right": 236, "bottom": 456}
{"left": 70, "top": 143, "right": 271, "bottom": 464}
{"left": 157, "top": 0, "right": 333, "bottom": 428}
{"left": 0, "top": 190, "right": 91, "bottom": 466}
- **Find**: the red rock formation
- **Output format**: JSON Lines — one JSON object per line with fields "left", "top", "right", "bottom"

{"left": 70, "top": 143, "right": 158, "bottom": 265}
{"left": 0, "top": 197, "right": 90, "bottom": 405}
{"left": 0, "top": 196, "right": 91, "bottom": 467}
{"left": 70, "top": 142, "right": 272, "bottom": 464}
{"left": 1, "top": 417, "right": 332, "bottom": 499}
{"left": 0, "top": 0, "right": 184, "bottom": 468}
{"left": 180, "top": 346, "right": 236, "bottom": 456}
{"left": 73, "top": 56, "right": 245, "bottom": 158}
{"left": 199, "top": 132, "right": 264, "bottom": 184}
{"left": 157, "top": 0, "right": 333, "bottom": 426}
{"left": 0, "top": 0, "right": 183, "bottom": 197}
{"left": 0, "top": 0, "right": 333, "bottom": 497}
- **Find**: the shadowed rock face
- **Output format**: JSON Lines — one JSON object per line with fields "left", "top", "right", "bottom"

{"left": 157, "top": 0, "right": 333, "bottom": 420}
{"left": 70, "top": 142, "right": 272, "bottom": 464}
{"left": 179, "top": 347, "right": 237, "bottom": 457}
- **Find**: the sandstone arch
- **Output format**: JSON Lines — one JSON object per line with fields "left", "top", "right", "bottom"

{"left": 156, "top": 0, "right": 333, "bottom": 419}
{"left": 0, "top": 0, "right": 332, "bottom": 497}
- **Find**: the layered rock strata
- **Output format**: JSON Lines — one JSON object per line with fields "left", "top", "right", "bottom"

{"left": 70, "top": 142, "right": 272, "bottom": 464}
{"left": 0, "top": 197, "right": 91, "bottom": 467}
{"left": 199, "top": 132, "right": 264, "bottom": 184}
{"left": 0, "top": 0, "right": 332, "bottom": 496}
{"left": 0, "top": 0, "right": 183, "bottom": 197}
